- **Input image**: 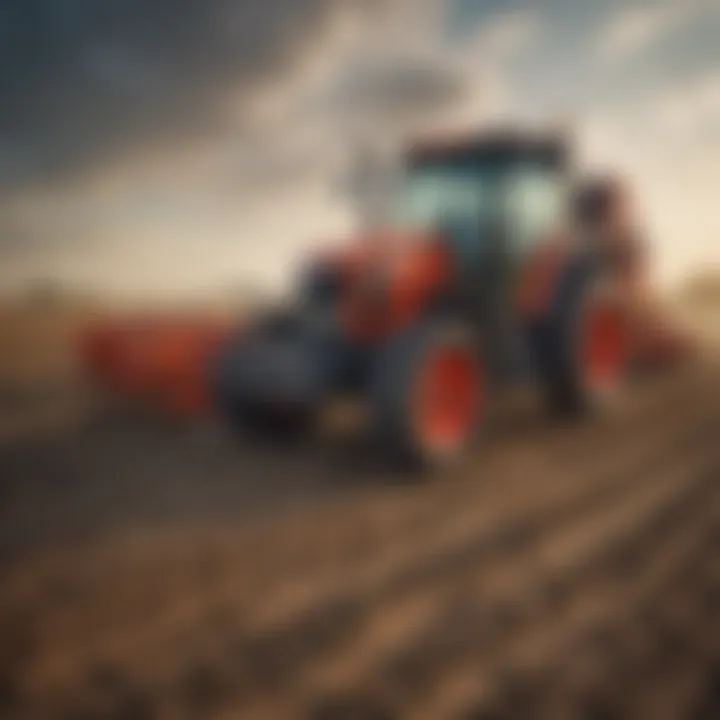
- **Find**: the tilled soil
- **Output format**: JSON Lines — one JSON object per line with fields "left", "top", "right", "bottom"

{"left": 0, "top": 364, "right": 719, "bottom": 719}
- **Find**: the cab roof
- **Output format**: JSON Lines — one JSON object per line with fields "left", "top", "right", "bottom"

{"left": 406, "top": 128, "right": 569, "bottom": 171}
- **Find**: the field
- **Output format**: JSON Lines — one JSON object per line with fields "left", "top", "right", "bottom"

{"left": 0, "top": 293, "right": 719, "bottom": 719}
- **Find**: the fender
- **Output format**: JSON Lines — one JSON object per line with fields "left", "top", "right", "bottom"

{"left": 341, "top": 237, "right": 452, "bottom": 343}
{"left": 515, "top": 233, "right": 575, "bottom": 321}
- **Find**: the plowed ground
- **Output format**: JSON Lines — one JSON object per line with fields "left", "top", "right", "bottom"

{"left": 0, "top": 363, "right": 719, "bottom": 720}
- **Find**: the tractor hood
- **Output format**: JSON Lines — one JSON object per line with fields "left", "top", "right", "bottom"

{"left": 313, "top": 228, "right": 450, "bottom": 278}
{"left": 313, "top": 228, "right": 453, "bottom": 342}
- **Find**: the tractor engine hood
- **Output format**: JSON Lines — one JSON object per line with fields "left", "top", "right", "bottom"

{"left": 212, "top": 230, "right": 453, "bottom": 410}
{"left": 327, "top": 229, "right": 453, "bottom": 343}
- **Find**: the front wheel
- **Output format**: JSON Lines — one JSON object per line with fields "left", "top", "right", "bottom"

{"left": 207, "top": 329, "right": 318, "bottom": 443}
{"left": 370, "top": 321, "right": 486, "bottom": 472}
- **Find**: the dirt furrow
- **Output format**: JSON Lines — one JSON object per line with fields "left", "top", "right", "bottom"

{"left": 415, "top": 462, "right": 720, "bottom": 720}
{"left": 219, "top": 402, "right": 720, "bottom": 718}
{"left": 2, "top": 367, "right": 719, "bottom": 720}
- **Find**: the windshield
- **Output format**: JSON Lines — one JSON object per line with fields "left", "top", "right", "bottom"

{"left": 395, "top": 163, "right": 502, "bottom": 232}
{"left": 393, "top": 162, "right": 504, "bottom": 264}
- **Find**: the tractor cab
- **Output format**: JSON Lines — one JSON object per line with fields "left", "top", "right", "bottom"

{"left": 377, "top": 132, "right": 574, "bottom": 377}
{"left": 301, "top": 131, "right": 573, "bottom": 333}
{"left": 398, "top": 131, "right": 570, "bottom": 285}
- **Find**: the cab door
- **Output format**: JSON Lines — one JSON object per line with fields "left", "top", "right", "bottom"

{"left": 488, "top": 164, "right": 568, "bottom": 378}
{"left": 503, "top": 163, "right": 567, "bottom": 274}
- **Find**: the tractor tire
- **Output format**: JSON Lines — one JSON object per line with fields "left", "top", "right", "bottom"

{"left": 208, "top": 327, "right": 319, "bottom": 443}
{"left": 370, "top": 320, "right": 485, "bottom": 472}
{"left": 534, "top": 261, "right": 629, "bottom": 417}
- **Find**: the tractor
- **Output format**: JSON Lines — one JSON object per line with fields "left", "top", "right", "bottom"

{"left": 209, "top": 129, "right": 633, "bottom": 469}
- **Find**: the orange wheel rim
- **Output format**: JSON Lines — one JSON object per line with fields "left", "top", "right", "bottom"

{"left": 413, "top": 348, "right": 480, "bottom": 451}
{"left": 581, "top": 302, "right": 625, "bottom": 390}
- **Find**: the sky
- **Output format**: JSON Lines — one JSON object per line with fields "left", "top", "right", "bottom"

{"left": 1, "top": 0, "right": 719, "bottom": 301}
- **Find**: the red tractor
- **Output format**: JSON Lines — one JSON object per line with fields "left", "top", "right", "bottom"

{"left": 209, "top": 129, "right": 668, "bottom": 469}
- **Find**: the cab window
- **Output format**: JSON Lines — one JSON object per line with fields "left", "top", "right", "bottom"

{"left": 503, "top": 166, "right": 566, "bottom": 255}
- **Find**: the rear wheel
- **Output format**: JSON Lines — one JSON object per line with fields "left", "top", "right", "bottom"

{"left": 371, "top": 321, "right": 485, "bottom": 471}
{"left": 541, "top": 271, "right": 629, "bottom": 416}
{"left": 579, "top": 295, "right": 626, "bottom": 397}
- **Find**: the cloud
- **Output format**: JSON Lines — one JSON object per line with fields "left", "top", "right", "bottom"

{"left": 330, "top": 7, "right": 541, "bottom": 137}
{"left": 327, "top": 54, "right": 466, "bottom": 137}
{"left": 578, "top": 68, "right": 720, "bottom": 286}
{"left": 0, "top": 0, "right": 363, "bottom": 190}
{"left": 461, "top": 8, "right": 540, "bottom": 65}
{"left": 1, "top": 1, "right": 548, "bottom": 297}
{"left": 448, "top": 9, "right": 541, "bottom": 123}
{"left": 0, "top": 0, "right": 536, "bottom": 196}
{"left": 18, "top": 1, "right": 712, "bottom": 303}
{"left": 651, "top": 73, "right": 720, "bottom": 134}
{"left": 594, "top": 1, "right": 698, "bottom": 64}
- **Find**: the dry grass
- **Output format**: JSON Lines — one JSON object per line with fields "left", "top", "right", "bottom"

{"left": 0, "top": 295, "right": 239, "bottom": 407}
{"left": 0, "top": 299, "right": 100, "bottom": 393}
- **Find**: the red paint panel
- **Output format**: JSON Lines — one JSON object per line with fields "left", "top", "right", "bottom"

{"left": 341, "top": 235, "right": 451, "bottom": 343}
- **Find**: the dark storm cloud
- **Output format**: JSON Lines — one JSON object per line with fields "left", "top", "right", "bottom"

{"left": 0, "top": 0, "right": 353, "bottom": 189}
{"left": 331, "top": 55, "right": 466, "bottom": 127}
